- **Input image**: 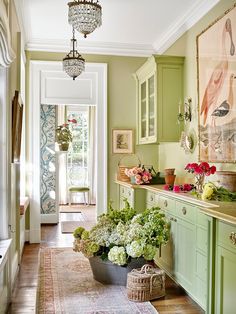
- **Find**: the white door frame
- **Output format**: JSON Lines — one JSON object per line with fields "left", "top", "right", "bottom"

{"left": 29, "top": 61, "right": 107, "bottom": 243}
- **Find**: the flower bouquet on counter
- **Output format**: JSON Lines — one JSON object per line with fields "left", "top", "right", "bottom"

{"left": 185, "top": 162, "right": 216, "bottom": 193}
{"left": 201, "top": 183, "right": 236, "bottom": 202}
{"left": 125, "top": 165, "right": 152, "bottom": 184}
{"left": 164, "top": 184, "right": 195, "bottom": 193}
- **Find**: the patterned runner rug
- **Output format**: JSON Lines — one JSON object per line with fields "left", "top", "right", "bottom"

{"left": 37, "top": 247, "right": 158, "bottom": 314}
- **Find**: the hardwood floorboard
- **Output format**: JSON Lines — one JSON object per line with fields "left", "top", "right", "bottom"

{"left": 8, "top": 210, "right": 204, "bottom": 313}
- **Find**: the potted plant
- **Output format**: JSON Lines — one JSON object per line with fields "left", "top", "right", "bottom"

{"left": 55, "top": 123, "right": 73, "bottom": 151}
{"left": 73, "top": 200, "right": 170, "bottom": 285}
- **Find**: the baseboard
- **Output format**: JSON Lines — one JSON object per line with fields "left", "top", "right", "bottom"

{"left": 29, "top": 228, "right": 41, "bottom": 243}
{"left": 41, "top": 213, "right": 58, "bottom": 224}
{"left": 25, "top": 230, "right": 30, "bottom": 242}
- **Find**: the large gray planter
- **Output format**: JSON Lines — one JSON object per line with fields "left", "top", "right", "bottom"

{"left": 89, "top": 256, "right": 146, "bottom": 286}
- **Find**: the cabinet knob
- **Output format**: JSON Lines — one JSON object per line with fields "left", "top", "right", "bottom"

{"left": 229, "top": 232, "right": 236, "bottom": 245}
{"left": 164, "top": 200, "right": 168, "bottom": 207}
{"left": 150, "top": 196, "right": 154, "bottom": 201}
{"left": 182, "top": 207, "right": 187, "bottom": 215}
{"left": 128, "top": 191, "right": 131, "bottom": 196}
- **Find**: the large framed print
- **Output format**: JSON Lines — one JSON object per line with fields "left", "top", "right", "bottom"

{"left": 197, "top": 4, "right": 236, "bottom": 163}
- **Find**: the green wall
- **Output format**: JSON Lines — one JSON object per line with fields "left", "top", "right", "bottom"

{"left": 161, "top": 0, "right": 236, "bottom": 185}
{"left": 26, "top": 52, "right": 159, "bottom": 208}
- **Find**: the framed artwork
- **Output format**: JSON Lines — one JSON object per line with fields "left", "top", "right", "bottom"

{"left": 197, "top": 4, "right": 236, "bottom": 163}
{"left": 12, "top": 91, "right": 23, "bottom": 163}
{"left": 112, "top": 129, "right": 133, "bottom": 154}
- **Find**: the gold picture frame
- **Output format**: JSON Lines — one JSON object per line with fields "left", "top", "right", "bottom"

{"left": 12, "top": 91, "right": 23, "bottom": 163}
{"left": 197, "top": 3, "right": 236, "bottom": 163}
{"left": 112, "top": 129, "right": 134, "bottom": 154}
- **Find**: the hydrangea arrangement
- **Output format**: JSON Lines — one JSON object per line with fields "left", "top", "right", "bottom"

{"left": 73, "top": 200, "right": 170, "bottom": 266}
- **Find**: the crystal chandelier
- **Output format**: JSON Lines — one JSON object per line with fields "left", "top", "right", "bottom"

{"left": 63, "top": 28, "right": 85, "bottom": 80}
{"left": 68, "top": 0, "right": 102, "bottom": 38}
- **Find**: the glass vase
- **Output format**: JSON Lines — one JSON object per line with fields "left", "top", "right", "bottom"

{"left": 195, "top": 174, "right": 205, "bottom": 193}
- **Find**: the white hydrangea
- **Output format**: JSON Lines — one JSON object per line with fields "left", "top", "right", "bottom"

{"left": 108, "top": 246, "right": 127, "bottom": 266}
{"left": 126, "top": 240, "right": 144, "bottom": 258}
{"left": 143, "top": 244, "right": 157, "bottom": 260}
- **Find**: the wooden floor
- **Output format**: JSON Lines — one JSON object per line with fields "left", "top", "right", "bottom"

{"left": 8, "top": 209, "right": 204, "bottom": 314}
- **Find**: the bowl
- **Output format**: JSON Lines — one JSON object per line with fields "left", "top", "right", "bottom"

{"left": 216, "top": 171, "right": 236, "bottom": 192}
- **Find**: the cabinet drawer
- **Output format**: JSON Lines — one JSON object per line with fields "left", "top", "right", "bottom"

{"left": 146, "top": 191, "right": 159, "bottom": 207}
{"left": 175, "top": 201, "right": 196, "bottom": 223}
{"left": 217, "top": 221, "right": 236, "bottom": 252}
{"left": 159, "top": 196, "right": 175, "bottom": 214}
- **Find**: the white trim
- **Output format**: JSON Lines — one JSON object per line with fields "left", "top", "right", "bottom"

{"left": 153, "top": 0, "right": 220, "bottom": 54}
{"left": 26, "top": 39, "right": 154, "bottom": 57}
{"left": 0, "top": 67, "right": 9, "bottom": 239}
{"left": 29, "top": 61, "right": 107, "bottom": 232}
{"left": 11, "top": 252, "right": 19, "bottom": 287}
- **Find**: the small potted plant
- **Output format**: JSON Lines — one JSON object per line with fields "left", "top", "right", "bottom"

{"left": 55, "top": 123, "right": 72, "bottom": 151}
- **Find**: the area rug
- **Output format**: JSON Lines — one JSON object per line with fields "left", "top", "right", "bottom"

{"left": 37, "top": 247, "right": 158, "bottom": 314}
{"left": 60, "top": 205, "right": 96, "bottom": 213}
{"left": 61, "top": 221, "right": 96, "bottom": 233}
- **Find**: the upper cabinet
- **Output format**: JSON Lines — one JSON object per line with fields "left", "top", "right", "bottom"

{"left": 134, "top": 55, "right": 184, "bottom": 144}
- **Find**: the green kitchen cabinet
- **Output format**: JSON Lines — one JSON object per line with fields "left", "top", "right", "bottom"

{"left": 134, "top": 55, "right": 184, "bottom": 144}
{"left": 215, "top": 221, "right": 236, "bottom": 314}
{"left": 118, "top": 184, "right": 146, "bottom": 213}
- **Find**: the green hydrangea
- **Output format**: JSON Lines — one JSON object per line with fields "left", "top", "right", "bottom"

{"left": 143, "top": 244, "right": 157, "bottom": 260}
{"left": 73, "top": 227, "right": 85, "bottom": 239}
{"left": 108, "top": 246, "right": 127, "bottom": 266}
{"left": 81, "top": 230, "right": 90, "bottom": 240}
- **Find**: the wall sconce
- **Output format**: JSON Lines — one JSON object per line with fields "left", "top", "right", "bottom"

{"left": 177, "top": 97, "right": 192, "bottom": 123}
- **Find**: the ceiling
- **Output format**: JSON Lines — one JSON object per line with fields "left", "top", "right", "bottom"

{"left": 15, "top": 0, "right": 219, "bottom": 56}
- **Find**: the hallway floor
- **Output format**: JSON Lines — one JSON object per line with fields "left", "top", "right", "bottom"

{"left": 8, "top": 207, "right": 204, "bottom": 314}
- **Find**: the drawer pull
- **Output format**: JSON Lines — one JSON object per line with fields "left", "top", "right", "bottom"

{"left": 164, "top": 200, "right": 168, "bottom": 207}
{"left": 150, "top": 196, "right": 154, "bottom": 202}
{"left": 128, "top": 191, "right": 131, "bottom": 196}
{"left": 170, "top": 217, "right": 177, "bottom": 222}
{"left": 229, "top": 232, "right": 236, "bottom": 245}
{"left": 182, "top": 207, "right": 187, "bottom": 215}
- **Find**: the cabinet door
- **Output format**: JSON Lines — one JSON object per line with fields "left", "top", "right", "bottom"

{"left": 155, "top": 213, "right": 177, "bottom": 276}
{"left": 215, "top": 246, "right": 236, "bottom": 314}
{"left": 175, "top": 218, "right": 195, "bottom": 293}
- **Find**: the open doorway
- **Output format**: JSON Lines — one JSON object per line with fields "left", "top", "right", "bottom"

{"left": 29, "top": 61, "right": 107, "bottom": 243}
{"left": 58, "top": 105, "right": 97, "bottom": 234}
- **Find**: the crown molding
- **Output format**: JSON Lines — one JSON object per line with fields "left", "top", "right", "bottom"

{"left": 26, "top": 39, "right": 154, "bottom": 57}
{"left": 153, "top": 0, "right": 220, "bottom": 54}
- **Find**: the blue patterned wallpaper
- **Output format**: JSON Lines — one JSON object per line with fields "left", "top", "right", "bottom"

{"left": 40, "top": 105, "right": 56, "bottom": 214}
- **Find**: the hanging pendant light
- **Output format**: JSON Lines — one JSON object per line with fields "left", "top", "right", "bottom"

{"left": 63, "top": 28, "right": 85, "bottom": 80}
{"left": 68, "top": 0, "right": 102, "bottom": 38}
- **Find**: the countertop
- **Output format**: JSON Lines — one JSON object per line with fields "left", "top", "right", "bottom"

{"left": 115, "top": 180, "right": 236, "bottom": 225}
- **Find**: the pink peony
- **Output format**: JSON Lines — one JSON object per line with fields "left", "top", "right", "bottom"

{"left": 173, "top": 185, "right": 181, "bottom": 193}
{"left": 163, "top": 184, "right": 170, "bottom": 191}
{"left": 183, "top": 184, "right": 192, "bottom": 192}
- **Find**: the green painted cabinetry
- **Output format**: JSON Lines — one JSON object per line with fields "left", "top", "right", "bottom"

{"left": 134, "top": 55, "right": 184, "bottom": 144}
{"left": 118, "top": 184, "right": 146, "bottom": 213}
{"left": 215, "top": 221, "right": 236, "bottom": 314}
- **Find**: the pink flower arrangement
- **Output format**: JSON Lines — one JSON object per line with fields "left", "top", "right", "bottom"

{"left": 125, "top": 166, "right": 152, "bottom": 185}
{"left": 185, "top": 162, "right": 216, "bottom": 176}
{"left": 164, "top": 184, "right": 194, "bottom": 192}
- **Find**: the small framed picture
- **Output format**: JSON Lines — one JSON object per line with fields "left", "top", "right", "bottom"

{"left": 112, "top": 129, "right": 133, "bottom": 154}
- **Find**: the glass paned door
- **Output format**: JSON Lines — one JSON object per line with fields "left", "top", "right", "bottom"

{"left": 148, "top": 75, "right": 155, "bottom": 137}
{"left": 140, "top": 81, "right": 147, "bottom": 138}
{"left": 67, "top": 109, "right": 89, "bottom": 190}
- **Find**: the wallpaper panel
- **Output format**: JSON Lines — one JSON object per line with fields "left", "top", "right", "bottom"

{"left": 40, "top": 105, "right": 56, "bottom": 214}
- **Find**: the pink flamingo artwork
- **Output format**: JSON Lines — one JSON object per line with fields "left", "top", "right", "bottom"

{"left": 200, "top": 18, "right": 235, "bottom": 126}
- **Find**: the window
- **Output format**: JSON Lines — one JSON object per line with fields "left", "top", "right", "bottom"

{"left": 67, "top": 107, "right": 89, "bottom": 187}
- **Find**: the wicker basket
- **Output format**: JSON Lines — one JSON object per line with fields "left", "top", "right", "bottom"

{"left": 117, "top": 155, "right": 141, "bottom": 182}
{"left": 127, "top": 264, "right": 165, "bottom": 302}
